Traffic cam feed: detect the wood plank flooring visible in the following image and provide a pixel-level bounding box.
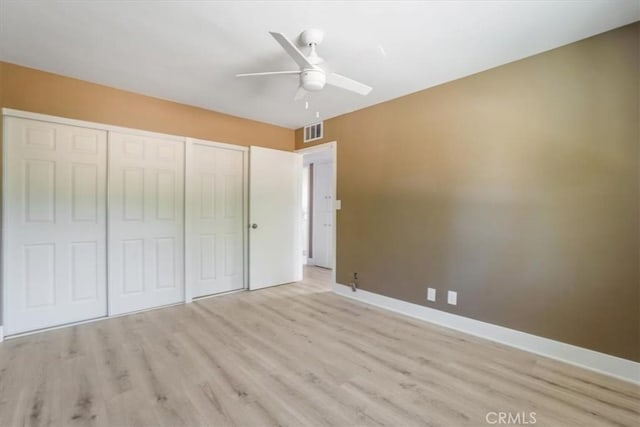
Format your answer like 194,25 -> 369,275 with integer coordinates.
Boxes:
0,266 -> 638,426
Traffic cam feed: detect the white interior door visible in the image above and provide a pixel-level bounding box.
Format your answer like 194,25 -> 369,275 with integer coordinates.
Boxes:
3,117 -> 107,334
108,132 -> 184,315
312,161 -> 333,268
188,141 -> 245,298
249,146 -> 302,290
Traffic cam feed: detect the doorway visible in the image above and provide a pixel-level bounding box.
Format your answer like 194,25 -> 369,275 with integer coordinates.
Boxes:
297,142 -> 337,281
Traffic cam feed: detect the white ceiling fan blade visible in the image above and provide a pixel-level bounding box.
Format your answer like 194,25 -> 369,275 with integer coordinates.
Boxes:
269,31 -> 314,69
236,70 -> 301,77
326,73 -> 372,95
294,86 -> 307,101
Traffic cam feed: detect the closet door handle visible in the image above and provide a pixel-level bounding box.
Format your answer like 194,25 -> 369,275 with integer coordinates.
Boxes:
251,223 -> 258,229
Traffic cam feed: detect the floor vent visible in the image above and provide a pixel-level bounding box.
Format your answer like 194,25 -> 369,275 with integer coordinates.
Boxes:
303,122 -> 323,143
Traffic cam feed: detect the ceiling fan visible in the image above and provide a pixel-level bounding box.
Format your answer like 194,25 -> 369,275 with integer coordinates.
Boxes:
236,29 -> 372,100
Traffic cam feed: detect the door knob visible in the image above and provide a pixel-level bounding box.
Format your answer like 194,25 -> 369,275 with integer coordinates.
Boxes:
251,223 -> 258,229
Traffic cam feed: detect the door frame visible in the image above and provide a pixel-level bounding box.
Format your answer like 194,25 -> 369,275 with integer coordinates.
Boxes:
306,159 -> 332,268
184,138 -> 249,303
295,141 -> 337,286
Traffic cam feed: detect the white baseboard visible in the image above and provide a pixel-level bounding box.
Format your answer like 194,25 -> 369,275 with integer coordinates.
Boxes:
333,283 -> 640,385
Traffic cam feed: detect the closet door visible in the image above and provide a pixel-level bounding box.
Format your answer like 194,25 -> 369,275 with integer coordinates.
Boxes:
108,132 -> 184,315
188,142 -> 244,298
4,117 -> 107,334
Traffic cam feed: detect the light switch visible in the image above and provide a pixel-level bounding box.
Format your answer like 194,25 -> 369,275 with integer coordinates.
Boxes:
334,200 -> 341,210
427,288 -> 436,302
447,291 -> 457,305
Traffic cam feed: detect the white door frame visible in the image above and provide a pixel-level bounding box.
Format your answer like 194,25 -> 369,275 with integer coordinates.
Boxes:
308,160 -> 333,268
184,138 -> 249,303
295,141 -> 337,286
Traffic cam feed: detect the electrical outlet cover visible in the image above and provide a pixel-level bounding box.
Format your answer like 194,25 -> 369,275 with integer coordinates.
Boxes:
447,291 -> 457,305
427,288 -> 436,302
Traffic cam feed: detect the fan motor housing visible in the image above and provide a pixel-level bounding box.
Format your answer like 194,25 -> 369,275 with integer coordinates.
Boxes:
301,69 -> 326,91
300,29 -> 324,47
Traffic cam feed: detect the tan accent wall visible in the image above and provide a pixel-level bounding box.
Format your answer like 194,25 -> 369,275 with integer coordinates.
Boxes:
296,23 -> 640,362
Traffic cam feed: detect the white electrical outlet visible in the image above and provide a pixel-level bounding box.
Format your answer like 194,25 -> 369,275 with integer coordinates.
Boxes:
447,290 -> 457,305
427,288 -> 436,302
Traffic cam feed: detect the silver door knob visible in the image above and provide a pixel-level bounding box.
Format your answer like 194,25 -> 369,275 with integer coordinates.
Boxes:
251,223 -> 258,229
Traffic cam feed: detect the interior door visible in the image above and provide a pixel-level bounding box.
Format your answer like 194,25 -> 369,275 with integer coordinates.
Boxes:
249,146 -> 302,290
188,142 -> 244,298
108,132 -> 185,315
4,117 -> 107,334
312,161 -> 333,268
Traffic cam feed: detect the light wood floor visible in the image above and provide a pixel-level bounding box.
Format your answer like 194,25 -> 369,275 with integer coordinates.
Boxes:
0,266 -> 638,426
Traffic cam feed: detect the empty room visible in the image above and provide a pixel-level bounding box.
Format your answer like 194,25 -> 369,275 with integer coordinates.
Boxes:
0,1 -> 638,426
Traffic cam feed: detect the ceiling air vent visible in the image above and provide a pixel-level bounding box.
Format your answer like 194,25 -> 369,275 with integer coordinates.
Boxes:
303,122 -> 323,143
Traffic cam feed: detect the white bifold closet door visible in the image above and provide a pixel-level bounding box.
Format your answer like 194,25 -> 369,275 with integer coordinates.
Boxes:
108,132 -> 185,315
188,142 -> 245,298
4,117 -> 108,335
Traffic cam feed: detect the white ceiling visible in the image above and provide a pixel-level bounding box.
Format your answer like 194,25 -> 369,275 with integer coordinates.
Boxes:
1,1 -> 638,129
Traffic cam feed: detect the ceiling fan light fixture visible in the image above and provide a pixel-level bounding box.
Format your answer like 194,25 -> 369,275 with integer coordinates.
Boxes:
300,69 -> 326,91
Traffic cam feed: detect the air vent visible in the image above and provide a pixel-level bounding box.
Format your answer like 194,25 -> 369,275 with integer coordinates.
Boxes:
303,122 -> 323,143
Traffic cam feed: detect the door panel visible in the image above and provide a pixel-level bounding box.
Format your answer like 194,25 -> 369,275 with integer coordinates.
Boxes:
249,146 -> 302,290
156,170 -> 176,219
71,163 -> 99,222
188,143 -> 244,298
4,117 -> 107,334
123,168 -> 145,220
70,241 -> 99,301
108,132 -> 184,315
122,239 -> 144,294
155,237 -> 176,288
24,243 -> 56,308
24,159 -> 57,223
